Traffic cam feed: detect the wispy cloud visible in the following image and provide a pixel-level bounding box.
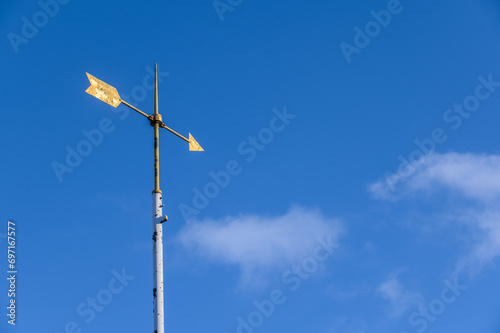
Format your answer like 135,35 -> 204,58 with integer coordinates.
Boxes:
456,209 -> 500,271
370,152 -> 500,203
378,272 -> 424,318
178,206 -> 342,285
369,152 -> 500,271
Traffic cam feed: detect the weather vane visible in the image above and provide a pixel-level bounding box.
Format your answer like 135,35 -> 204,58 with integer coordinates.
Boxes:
85,64 -> 203,333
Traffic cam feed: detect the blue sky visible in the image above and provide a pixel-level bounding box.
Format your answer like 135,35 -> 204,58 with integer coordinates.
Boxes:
1,0 -> 500,332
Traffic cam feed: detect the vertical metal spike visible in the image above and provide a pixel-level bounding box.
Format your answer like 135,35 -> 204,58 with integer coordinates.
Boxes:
154,63 -> 158,116
153,63 -> 161,194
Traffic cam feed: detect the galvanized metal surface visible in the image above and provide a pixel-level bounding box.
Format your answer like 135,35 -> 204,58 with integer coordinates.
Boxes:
153,191 -> 165,333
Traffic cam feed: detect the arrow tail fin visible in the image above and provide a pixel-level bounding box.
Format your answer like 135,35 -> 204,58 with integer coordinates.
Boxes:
85,73 -> 121,108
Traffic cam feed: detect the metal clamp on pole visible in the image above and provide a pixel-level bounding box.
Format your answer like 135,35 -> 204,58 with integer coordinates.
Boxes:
150,113 -> 163,127
155,215 -> 168,224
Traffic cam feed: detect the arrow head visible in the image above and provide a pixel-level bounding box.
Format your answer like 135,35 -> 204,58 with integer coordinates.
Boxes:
85,73 -> 121,108
189,133 -> 204,151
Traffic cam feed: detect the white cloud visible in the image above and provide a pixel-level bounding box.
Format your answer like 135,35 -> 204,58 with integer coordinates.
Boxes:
369,152 -> 500,270
370,152 -> 500,203
378,272 -> 424,318
178,206 -> 342,285
456,209 -> 500,271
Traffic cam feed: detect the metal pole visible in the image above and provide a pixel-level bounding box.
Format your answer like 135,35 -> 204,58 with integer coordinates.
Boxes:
84,63 -> 203,333
152,192 -> 165,333
152,63 -> 166,333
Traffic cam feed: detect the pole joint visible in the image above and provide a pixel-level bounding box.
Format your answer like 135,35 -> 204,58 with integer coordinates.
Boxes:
150,113 -> 163,127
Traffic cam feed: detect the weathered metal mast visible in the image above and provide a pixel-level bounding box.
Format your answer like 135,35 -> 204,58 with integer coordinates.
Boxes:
85,64 -> 203,333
